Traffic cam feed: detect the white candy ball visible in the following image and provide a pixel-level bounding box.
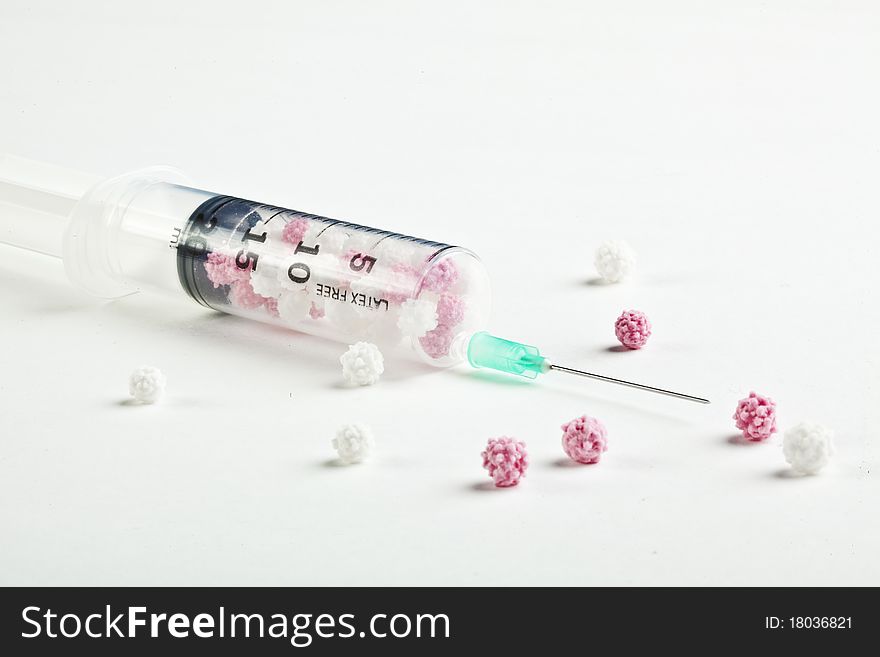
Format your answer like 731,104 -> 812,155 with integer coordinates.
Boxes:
128,366 -> 166,404
328,301 -> 373,336
340,341 -> 384,386
277,288 -> 312,322
250,265 -> 283,299
783,421 -> 835,474
332,423 -> 375,464
378,238 -> 426,267
594,239 -> 637,283
397,298 -> 439,338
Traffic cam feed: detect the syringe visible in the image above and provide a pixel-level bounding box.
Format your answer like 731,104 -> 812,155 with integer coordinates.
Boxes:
0,155 -> 708,403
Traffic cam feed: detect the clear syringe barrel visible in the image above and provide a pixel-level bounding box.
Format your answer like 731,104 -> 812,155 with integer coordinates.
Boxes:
173,193 -> 491,365
0,158 -> 491,366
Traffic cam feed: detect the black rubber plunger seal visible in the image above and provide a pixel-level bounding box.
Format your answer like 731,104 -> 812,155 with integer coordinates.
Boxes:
176,195 -> 234,308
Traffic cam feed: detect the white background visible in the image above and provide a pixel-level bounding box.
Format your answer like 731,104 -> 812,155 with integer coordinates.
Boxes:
1,1 -> 877,586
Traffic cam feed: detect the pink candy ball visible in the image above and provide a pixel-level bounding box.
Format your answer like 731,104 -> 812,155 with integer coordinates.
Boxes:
204,252 -> 250,288
614,309 -> 651,349
481,436 -> 529,487
418,294 -> 466,359
561,415 -> 608,464
229,280 -> 270,311
282,217 -> 310,246
733,391 -> 777,442
436,294 -> 465,328
420,259 -> 458,293
419,326 -> 454,359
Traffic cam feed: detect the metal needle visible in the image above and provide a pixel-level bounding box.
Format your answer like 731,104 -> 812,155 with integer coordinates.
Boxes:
548,363 -> 710,404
